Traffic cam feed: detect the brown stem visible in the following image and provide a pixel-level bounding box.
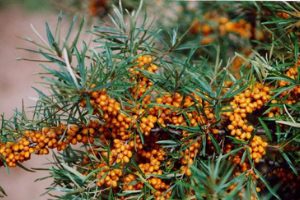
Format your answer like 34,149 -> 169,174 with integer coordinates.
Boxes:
150,126 -> 269,136
150,125 -> 182,135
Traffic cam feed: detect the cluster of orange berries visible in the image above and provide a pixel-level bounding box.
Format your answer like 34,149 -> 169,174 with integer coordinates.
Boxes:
0,137 -> 34,168
155,92 -> 216,127
279,65 -> 300,97
226,144 -> 251,172
75,56 -> 219,198
77,136 -> 143,189
277,11 -> 300,26
272,168 -> 300,189
180,138 -> 201,176
190,14 -> 258,45
81,87 -> 137,143
81,87 -> 121,118
110,139 -> 134,163
76,56 -> 163,193
0,121 -> 101,168
224,20 -> 252,38
80,149 -> 124,188
221,83 -> 273,194
129,55 -> 157,99
226,135 -> 267,166
79,148 -> 123,188
88,0 -> 108,15
277,11 -> 292,19
150,91 -> 218,176
122,148 -> 172,200
223,83 -> 271,140
267,64 -> 300,117
249,135 -> 268,163
96,164 -> 123,188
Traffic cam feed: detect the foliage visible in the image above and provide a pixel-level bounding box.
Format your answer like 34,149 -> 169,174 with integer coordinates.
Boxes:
1,1 -> 300,200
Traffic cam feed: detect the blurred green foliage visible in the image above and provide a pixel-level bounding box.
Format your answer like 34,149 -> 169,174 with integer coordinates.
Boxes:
0,0 -> 53,12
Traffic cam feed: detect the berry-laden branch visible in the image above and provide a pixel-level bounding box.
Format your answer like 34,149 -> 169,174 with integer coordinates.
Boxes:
2,2 -> 300,199
0,55 -> 279,197
2,51 -> 300,199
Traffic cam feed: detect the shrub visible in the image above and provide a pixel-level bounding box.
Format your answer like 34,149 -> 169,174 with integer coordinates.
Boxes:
1,1 -> 300,199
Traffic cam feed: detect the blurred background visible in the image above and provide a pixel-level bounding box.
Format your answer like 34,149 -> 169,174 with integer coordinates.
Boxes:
0,1 -> 63,199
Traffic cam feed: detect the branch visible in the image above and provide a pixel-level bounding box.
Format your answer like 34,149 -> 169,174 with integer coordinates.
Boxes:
259,158 -> 300,171
150,126 -> 269,136
218,129 -> 269,135
150,125 -> 182,135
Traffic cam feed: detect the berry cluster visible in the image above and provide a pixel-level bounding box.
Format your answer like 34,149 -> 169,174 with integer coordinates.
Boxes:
279,65 -> 300,97
0,121 -> 99,168
273,168 -> 300,188
121,148 -> 172,200
277,11 -> 300,27
267,64 -> 300,117
223,83 -> 271,140
224,20 -> 252,38
190,13 -> 264,46
88,0 -> 109,16
249,135 -> 268,163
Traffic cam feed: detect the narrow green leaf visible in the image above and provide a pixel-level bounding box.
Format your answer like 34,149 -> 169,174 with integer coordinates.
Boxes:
66,14 -> 78,43
278,148 -> 298,175
61,163 -> 86,180
45,22 -> 55,50
258,117 -> 272,142
253,168 -> 280,199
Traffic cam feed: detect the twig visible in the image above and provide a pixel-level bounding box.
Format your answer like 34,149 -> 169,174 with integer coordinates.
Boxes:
150,126 -> 270,136
260,158 -> 300,171
201,155 -> 300,171
150,126 -> 182,135
218,129 -> 269,135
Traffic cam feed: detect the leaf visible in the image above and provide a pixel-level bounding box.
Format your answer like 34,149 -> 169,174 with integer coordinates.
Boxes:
253,168 -> 280,199
278,148 -> 298,175
16,162 -> 36,173
258,117 -> 272,142
223,146 -> 244,159
221,80 -> 249,100
291,32 -> 299,64
240,149 -> 247,165
63,48 -> 80,89
70,16 -> 85,51
246,176 -> 252,200
276,120 -> 300,128
0,185 -> 7,197
45,22 -> 55,50
207,133 -> 221,154
66,14 -> 78,43
136,174 -> 156,192
156,140 -> 178,145
61,163 -> 86,180
54,11 -> 63,45
130,159 -> 145,178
